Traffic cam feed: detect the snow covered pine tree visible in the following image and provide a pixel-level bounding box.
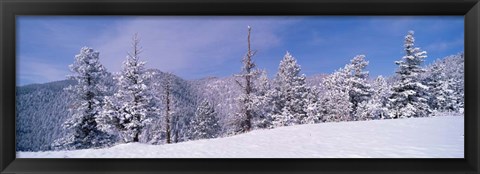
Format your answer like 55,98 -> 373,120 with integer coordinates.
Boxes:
319,55 -> 373,122
52,47 -> 113,150
97,34 -> 157,143
190,99 -> 221,140
424,53 -> 464,112
424,63 -> 457,112
319,65 -> 352,122
347,55 -> 374,120
370,76 -> 391,119
268,52 -> 311,126
389,30 -> 431,118
251,70 -> 273,129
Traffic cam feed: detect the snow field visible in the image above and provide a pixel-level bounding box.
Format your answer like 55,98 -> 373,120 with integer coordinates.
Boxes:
18,115 -> 463,158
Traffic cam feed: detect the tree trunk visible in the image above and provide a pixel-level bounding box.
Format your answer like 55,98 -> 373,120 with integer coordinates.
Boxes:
174,130 -> 179,143
165,77 -> 172,144
244,27 -> 253,132
133,132 -> 139,142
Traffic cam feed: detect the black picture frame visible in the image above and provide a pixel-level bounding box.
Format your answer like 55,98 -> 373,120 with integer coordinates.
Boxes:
1,0 -> 479,173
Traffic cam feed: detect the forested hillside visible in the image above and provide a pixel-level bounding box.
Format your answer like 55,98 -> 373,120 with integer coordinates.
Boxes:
16,30 -> 464,152
16,70 -> 330,151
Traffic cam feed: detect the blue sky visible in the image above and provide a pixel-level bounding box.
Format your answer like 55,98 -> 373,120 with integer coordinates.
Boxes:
17,16 -> 464,86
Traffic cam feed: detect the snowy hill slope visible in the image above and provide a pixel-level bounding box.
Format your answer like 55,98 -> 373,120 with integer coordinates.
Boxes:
16,70 -> 202,151
18,115 -> 463,158
16,80 -> 75,151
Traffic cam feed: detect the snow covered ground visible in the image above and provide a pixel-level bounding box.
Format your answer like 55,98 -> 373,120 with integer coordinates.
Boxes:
17,115 -> 463,158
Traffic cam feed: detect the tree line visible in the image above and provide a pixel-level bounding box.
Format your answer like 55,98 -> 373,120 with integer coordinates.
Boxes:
51,28 -> 464,150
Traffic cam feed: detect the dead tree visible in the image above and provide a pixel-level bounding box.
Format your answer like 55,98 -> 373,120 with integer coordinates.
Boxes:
235,26 -> 259,132
162,73 -> 173,144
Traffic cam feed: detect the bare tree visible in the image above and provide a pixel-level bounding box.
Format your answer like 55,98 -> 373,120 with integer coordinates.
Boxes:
235,26 -> 260,132
162,73 -> 173,144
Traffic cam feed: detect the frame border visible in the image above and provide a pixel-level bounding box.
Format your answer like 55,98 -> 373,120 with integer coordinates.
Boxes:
1,0 -> 479,173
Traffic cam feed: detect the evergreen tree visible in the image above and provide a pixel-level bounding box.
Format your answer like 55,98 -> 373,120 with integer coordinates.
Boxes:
52,47 -> 113,150
425,63 -> 457,112
304,86 -> 321,124
421,53 -> 464,113
252,70 -> 273,129
318,55 -> 372,122
97,34 -> 157,143
371,76 -> 391,119
355,101 -> 373,121
447,53 -> 465,112
268,52 -> 310,126
347,55 -> 373,120
389,30 -> 431,118
190,99 -> 221,140
356,76 -> 392,121
319,65 -> 352,122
